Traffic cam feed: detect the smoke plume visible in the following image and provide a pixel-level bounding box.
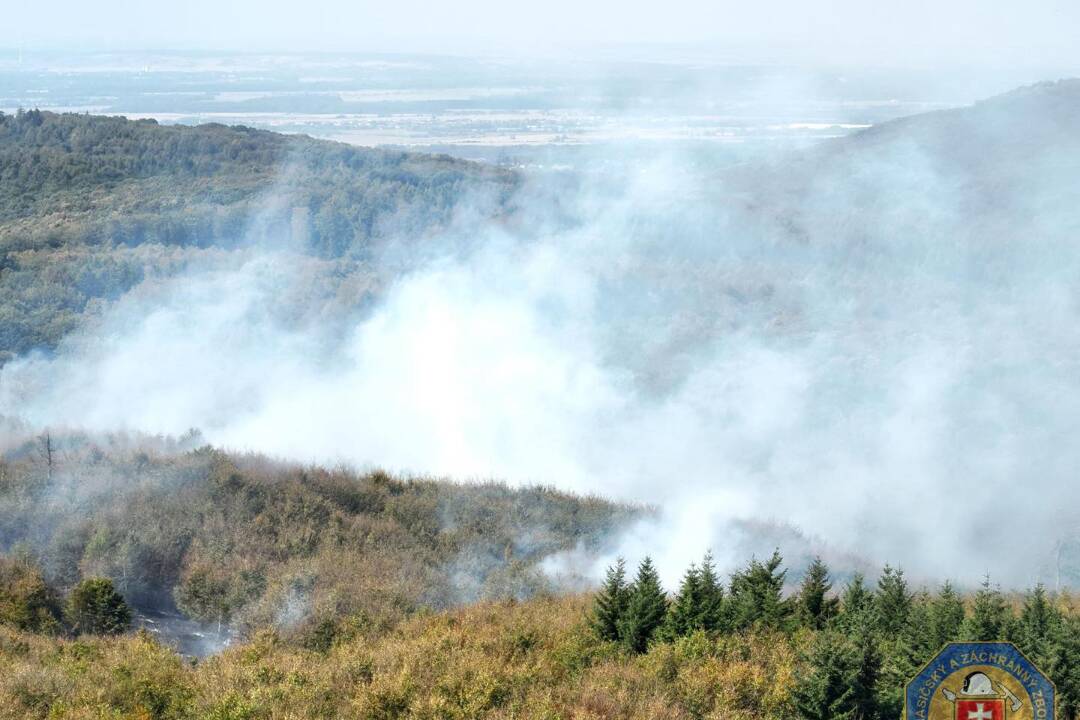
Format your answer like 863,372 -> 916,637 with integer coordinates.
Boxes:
4,82 -> 1080,589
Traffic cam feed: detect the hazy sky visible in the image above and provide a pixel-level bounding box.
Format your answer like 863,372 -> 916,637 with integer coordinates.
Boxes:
7,0 -> 1080,68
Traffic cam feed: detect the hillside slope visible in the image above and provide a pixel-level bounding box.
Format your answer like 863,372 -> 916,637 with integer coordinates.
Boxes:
0,110 -> 514,255
0,429 -> 640,647
733,78 -> 1080,249
0,111 -> 516,362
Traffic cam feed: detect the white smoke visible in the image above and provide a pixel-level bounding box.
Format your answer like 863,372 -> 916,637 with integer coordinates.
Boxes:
4,89 -> 1080,589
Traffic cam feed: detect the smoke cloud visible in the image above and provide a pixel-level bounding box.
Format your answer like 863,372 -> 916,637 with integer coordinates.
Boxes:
4,84 -> 1080,590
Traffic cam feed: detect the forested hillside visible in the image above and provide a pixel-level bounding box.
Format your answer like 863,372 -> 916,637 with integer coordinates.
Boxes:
0,110 -> 513,255
4,81 -> 1078,367
0,429 -> 636,646
0,110 -> 515,362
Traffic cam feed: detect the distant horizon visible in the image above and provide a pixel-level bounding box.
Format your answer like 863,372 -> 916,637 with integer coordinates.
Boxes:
1,45 -> 1079,75
5,0 -> 1080,70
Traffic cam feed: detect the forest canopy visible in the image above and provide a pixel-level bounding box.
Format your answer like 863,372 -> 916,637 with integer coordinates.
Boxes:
0,110 -> 517,362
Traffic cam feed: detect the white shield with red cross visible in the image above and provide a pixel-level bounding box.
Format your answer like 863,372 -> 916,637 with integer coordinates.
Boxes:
956,698 -> 1006,720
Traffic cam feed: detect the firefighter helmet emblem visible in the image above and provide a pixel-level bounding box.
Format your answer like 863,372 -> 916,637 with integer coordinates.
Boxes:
939,670 -> 1020,720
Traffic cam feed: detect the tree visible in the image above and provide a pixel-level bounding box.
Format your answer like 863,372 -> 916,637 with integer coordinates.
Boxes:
798,556 -> 839,631
697,551 -> 727,633
662,562 -> 703,640
875,564 -> 912,639
963,574 -> 1010,641
37,431 -> 55,482
793,630 -> 860,720
840,572 -> 872,624
174,564 -> 231,626
67,578 -> 131,636
850,609 -> 882,720
729,550 -> 790,631
661,551 -> 727,639
591,557 -> 630,642
1047,614 -> 1080,720
617,557 -> 668,653
878,594 -> 934,720
835,572 -> 880,719
0,555 -> 64,634
1012,584 -> 1060,668
928,581 -> 966,649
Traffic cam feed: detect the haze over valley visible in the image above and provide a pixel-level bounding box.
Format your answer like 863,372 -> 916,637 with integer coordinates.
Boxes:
2,10 -> 1080,714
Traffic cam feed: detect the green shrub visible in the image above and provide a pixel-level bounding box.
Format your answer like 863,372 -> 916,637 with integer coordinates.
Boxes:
66,577 -> 131,636
0,556 -> 64,635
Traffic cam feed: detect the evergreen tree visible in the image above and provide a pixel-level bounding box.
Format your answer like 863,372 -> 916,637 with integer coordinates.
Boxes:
963,574 -> 1010,641
798,556 -> 839,631
1047,614 -> 1080,720
839,572 -> 873,626
875,564 -> 912,638
1012,584 -> 1060,667
928,581 -> 966,649
591,557 -> 630,642
793,630 -> 859,720
850,609 -> 883,720
697,551 -> 727,633
729,550 -> 790,631
833,572 -> 881,719
617,557 -> 668,653
662,551 -> 727,640
877,594 -> 934,720
906,592 -> 935,657
66,577 -> 131,636
662,562 -> 703,640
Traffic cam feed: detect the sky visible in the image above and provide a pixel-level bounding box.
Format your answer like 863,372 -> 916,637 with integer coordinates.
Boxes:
5,0 -> 1080,69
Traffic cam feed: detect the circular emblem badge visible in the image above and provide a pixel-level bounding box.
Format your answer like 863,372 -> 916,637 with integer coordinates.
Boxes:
905,643 -> 1055,720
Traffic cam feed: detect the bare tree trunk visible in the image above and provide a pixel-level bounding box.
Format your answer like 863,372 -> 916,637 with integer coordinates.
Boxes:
39,431 -> 54,483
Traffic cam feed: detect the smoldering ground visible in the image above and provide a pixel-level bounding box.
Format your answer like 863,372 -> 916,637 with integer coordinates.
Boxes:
4,80 -> 1080,590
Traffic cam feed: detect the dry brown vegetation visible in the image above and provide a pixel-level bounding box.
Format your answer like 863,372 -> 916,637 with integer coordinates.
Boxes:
6,435 -> 1080,720
0,431 -> 641,643
0,595 -> 800,720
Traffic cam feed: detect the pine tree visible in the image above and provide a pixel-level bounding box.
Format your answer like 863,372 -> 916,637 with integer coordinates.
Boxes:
839,572 -> 873,626
617,557 -> 668,653
906,592 -> 935,657
793,630 -> 859,720
662,562 -> 703,640
697,551 -> 727,633
850,608 -> 882,720
591,557 -> 630,642
963,574 -> 1010,641
662,551 -> 727,640
1047,614 -> 1080,720
1012,584 -> 1060,667
875,564 -> 912,639
730,550 -> 790,631
877,594 -> 934,720
835,572 -> 881,719
928,580 -> 966,649
798,556 -> 839,631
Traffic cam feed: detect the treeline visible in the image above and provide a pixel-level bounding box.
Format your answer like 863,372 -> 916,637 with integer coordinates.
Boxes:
0,109 -> 515,257
0,110 -> 517,362
592,552 -> 1080,719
